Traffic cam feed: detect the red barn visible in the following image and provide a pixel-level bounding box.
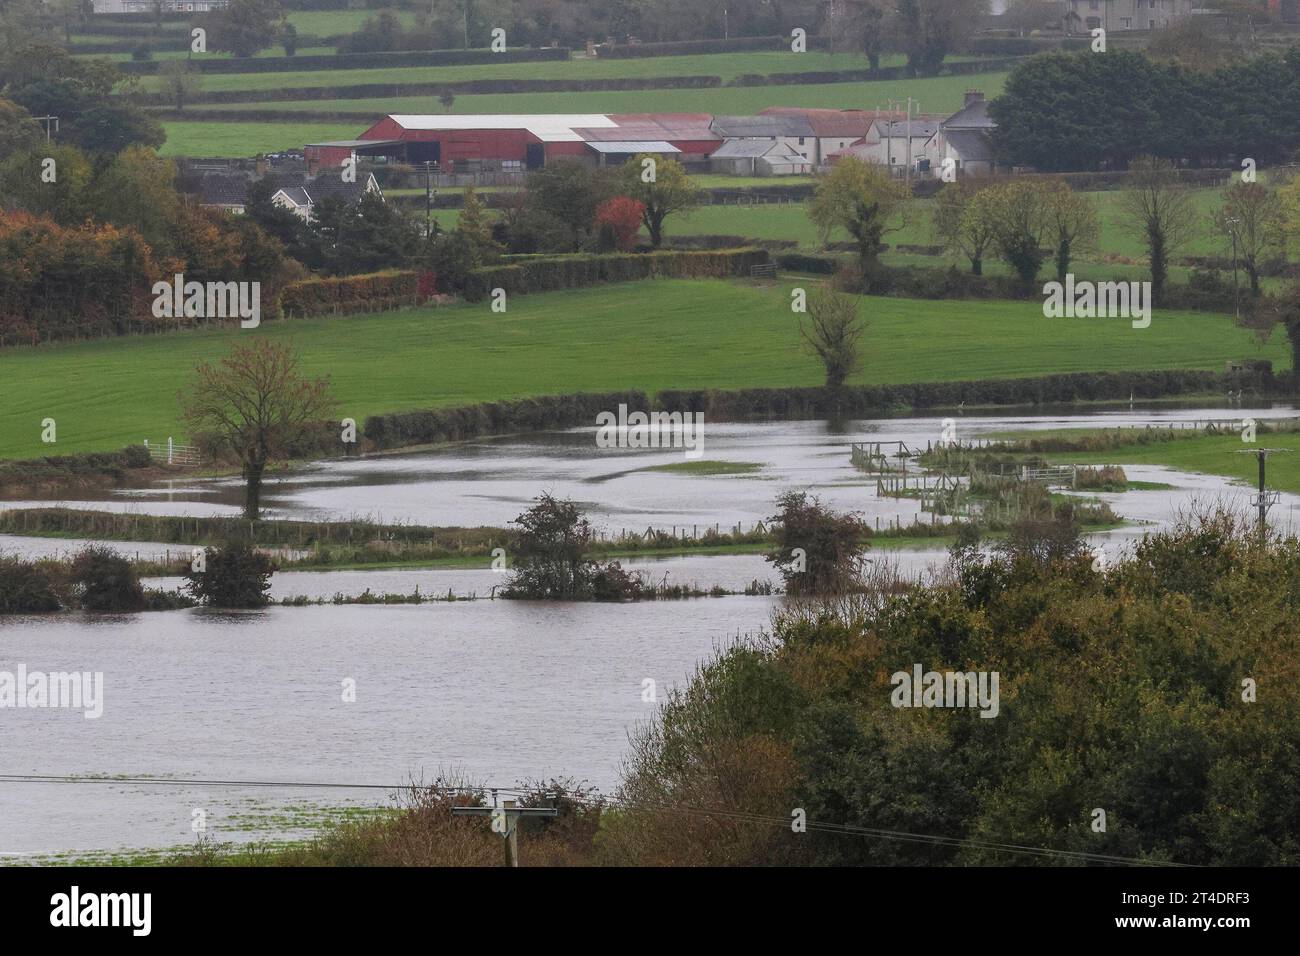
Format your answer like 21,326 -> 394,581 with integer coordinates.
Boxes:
318,113 -> 725,172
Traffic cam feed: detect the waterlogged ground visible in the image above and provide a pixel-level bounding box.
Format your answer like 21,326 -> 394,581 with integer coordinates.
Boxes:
4,405 -> 1297,534
0,598 -> 773,857
4,404 -> 1300,860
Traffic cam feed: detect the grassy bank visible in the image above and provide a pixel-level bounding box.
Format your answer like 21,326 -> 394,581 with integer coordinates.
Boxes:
0,279 -> 1284,458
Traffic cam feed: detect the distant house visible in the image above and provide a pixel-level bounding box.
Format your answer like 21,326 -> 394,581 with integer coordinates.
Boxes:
831,118 -> 941,174
271,175 -> 382,222
710,139 -> 813,176
756,108 -> 876,165
922,91 -> 998,179
710,114 -> 817,167
198,175 -> 251,215
1063,0 -> 1194,32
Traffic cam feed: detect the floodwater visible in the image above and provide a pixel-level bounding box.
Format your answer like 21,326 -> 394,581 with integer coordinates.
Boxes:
0,598 -> 774,857
4,404 -> 1297,535
3,404 -> 1300,858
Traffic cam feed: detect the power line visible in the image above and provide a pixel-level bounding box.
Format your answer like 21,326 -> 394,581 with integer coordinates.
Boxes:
0,774 -> 1194,866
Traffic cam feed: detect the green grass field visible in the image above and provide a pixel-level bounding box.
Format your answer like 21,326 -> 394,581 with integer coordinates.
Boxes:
1048,434 -> 1300,496
671,186 -> 1232,257
136,51 -> 994,93
0,279 -> 1284,459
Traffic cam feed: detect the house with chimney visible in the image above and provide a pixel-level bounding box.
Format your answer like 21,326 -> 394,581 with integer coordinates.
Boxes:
921,91 -> 999,179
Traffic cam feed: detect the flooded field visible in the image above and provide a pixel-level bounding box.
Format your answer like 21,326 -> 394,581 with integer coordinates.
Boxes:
3,404 -> 1299,858
0,598 -> 774,857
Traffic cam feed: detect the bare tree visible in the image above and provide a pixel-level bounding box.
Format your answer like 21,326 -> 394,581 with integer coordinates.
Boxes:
1122,155 -> 1199,306
932,179 -> 995,275
801,286 -> 865,391
1042,179 -> 1100,283
180,339 -> 335,520
1217,181 -> 1285,298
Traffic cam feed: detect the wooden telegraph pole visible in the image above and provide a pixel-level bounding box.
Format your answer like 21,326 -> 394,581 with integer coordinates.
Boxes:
1235,447 -> 1289,541
452,792 -> 558,867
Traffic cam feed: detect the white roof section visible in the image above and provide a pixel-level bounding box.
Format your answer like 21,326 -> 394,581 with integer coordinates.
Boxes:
587,140 -> 679,154
385,114 -> 617,142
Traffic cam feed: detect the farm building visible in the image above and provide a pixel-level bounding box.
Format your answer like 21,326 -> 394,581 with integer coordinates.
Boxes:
710,140 -> 813,176
756,108 -> 879,165
710,114 -> 817,166
829,118 -> 942,174
310,114 -> 723,173
921,91 -> 999,178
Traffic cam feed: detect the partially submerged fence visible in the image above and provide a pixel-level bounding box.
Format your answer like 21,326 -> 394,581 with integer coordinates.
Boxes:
143,438 -> 201,467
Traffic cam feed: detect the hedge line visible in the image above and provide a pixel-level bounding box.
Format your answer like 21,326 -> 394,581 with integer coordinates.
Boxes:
597,35 -> 792,57
0,445 -> 156,492
462,248 -> 771,300
119,45 -> 571,74
364,391 -> 652,449
970,36 -> 1091,55
736,56 -> 1024,86
280,270 -> 427,317
361,370 -> 1285,452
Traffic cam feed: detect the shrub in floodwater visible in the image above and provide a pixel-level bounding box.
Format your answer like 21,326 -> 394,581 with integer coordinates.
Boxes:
766,491 -> 868,596
0,556 -> 62,613
70,546 -> 147,612
185,541 -> 276,608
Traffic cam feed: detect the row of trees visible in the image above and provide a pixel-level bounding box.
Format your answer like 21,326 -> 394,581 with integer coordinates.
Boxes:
489,156 -> 700,254
0,44 -> 162,156
991,48 -> 1300,171
812,155 -> 1298,307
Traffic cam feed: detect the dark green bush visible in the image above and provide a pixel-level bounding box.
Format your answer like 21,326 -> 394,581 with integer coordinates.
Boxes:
70,546 -> 146,612
0,557 -> 62,613
185,541 -> 276,608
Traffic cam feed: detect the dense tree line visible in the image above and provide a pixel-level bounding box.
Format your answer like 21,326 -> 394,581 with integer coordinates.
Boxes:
605,510 -> 1300,865
990,48 -> 1300,171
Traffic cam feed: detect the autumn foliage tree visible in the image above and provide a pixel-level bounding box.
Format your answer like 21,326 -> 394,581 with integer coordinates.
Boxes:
180,340 -> 335,520
593,195 -> 645,251
617,154 -> 701,248
809,157 -> 911,272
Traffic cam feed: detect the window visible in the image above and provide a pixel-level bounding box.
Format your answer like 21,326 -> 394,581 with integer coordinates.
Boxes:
1149,18 -> 1155,27
1121,17 -> 1131,26
1087,15 -> 1101,27
798,137 -> 805,145
1089,0 -> 1098,8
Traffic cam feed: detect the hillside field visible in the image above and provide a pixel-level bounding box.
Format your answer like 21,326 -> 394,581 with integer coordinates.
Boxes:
0,279 -> 1284,459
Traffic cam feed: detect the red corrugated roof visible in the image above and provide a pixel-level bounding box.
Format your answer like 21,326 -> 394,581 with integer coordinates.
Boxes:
758,107 -> 889,138
577,112 -> 717,142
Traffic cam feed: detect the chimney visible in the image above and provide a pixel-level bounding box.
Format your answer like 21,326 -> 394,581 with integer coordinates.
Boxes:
964,90 -> 985,108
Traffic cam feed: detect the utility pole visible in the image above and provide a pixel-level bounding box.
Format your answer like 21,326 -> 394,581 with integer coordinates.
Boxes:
36,116 -> 58,141
1236,448 -> 1288,542
1225,216 -> 1241,322
451,792 -> 557,867
905,97 -> 915,185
